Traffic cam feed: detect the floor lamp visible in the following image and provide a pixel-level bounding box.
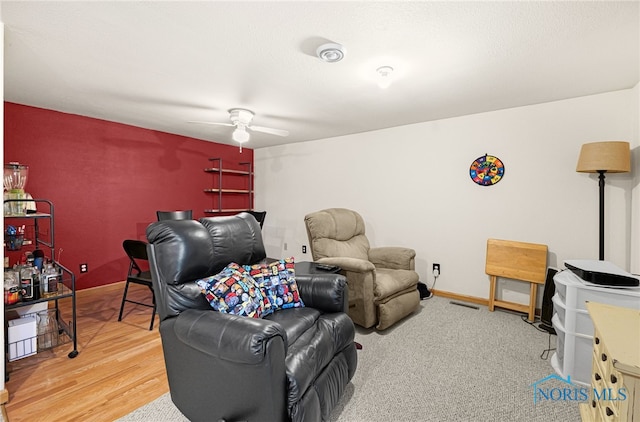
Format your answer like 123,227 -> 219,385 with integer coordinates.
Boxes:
576,141 -> 631,260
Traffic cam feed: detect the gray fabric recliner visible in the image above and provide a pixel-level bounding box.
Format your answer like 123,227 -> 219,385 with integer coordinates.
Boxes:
146,213 -> 357,422
304,208 -> 420,330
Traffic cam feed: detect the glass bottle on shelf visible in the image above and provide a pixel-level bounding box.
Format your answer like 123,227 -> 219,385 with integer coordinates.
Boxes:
19,264 -> 36,301
41,263 -> 59,298
4,268 -> 20,305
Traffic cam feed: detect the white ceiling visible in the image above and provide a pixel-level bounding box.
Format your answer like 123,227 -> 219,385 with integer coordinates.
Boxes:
2,1 -> 639,149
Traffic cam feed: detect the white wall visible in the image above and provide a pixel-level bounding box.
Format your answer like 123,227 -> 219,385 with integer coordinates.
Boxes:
255,88 -> 639,305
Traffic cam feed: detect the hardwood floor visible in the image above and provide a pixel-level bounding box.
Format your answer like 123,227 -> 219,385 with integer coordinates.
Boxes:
4,282 -> 168,422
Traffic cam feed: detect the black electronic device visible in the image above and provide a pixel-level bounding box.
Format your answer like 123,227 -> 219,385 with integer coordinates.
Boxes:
564,260 -> 639,287
417,282 -> 431,300
315,263 -> 339,272
539,267 -> 558,334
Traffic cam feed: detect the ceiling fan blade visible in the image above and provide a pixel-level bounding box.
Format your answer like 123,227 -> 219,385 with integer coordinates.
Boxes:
249,125 -> 290,137
188,121 -> 235,127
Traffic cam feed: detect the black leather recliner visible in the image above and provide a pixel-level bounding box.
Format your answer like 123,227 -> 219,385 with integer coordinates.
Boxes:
145,213 -> 358,422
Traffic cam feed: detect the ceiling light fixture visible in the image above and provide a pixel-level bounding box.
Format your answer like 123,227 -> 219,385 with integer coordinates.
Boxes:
376,66 -> 394,89
232,127 -> 250,152
232,127 -> 250,153
316,43 -> 346,63
232,127 -> 250,143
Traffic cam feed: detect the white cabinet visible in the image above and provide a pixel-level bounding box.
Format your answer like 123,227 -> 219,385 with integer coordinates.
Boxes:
551,270 -> 640,385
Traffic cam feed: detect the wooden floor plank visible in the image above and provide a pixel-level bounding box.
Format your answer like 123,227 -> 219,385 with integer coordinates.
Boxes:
5,281 -> 169,422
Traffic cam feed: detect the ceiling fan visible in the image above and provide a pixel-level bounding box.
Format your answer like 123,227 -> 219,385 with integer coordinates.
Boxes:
190,108 -> 289,147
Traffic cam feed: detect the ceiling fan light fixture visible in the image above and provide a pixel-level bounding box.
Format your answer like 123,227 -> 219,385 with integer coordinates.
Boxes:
232,127 -> 250,143
316,43 -> 346,63
229,108 -> 254,125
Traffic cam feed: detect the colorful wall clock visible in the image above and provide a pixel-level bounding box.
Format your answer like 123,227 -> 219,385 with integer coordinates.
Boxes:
469,154 -> 505,186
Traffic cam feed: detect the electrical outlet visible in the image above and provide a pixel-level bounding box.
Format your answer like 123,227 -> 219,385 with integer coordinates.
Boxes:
433,263 -> 440,275
80,263 -> 88,273
302,245 -> 307,254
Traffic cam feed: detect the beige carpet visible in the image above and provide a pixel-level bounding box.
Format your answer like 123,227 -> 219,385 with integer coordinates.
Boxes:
118,296 -> 581,421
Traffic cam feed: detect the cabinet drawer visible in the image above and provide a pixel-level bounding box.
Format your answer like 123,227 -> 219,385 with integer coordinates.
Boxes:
580,401 -> 599,422
585,302 -> 640,422
596,402 -> 618,422
591,330 -> 631,420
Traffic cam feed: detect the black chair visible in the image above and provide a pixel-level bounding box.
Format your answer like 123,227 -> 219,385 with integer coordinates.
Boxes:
146,214 -> 357,421
156,210 -> 193,221
244,210 -> 266,228
118,239 -> 156,330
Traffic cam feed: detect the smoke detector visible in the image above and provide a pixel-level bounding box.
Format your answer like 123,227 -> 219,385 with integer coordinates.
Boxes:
316,43 -> 346,63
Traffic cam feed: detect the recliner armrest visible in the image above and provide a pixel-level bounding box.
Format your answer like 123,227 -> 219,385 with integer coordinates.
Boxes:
369,247 -> 416,270
173,309 -> 287,364
296,273 -> 349,313
316,257 -> 375,273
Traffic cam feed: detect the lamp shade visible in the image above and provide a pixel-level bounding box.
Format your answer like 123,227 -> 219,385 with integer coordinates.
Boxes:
576,141 -> 631,173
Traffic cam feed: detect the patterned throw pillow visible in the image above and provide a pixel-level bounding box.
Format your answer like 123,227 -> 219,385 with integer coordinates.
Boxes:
196,263 -> 267,318
244,257 -> 304,312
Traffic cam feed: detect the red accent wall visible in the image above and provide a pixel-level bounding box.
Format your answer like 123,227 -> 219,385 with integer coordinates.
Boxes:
4,102 -> 254,289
